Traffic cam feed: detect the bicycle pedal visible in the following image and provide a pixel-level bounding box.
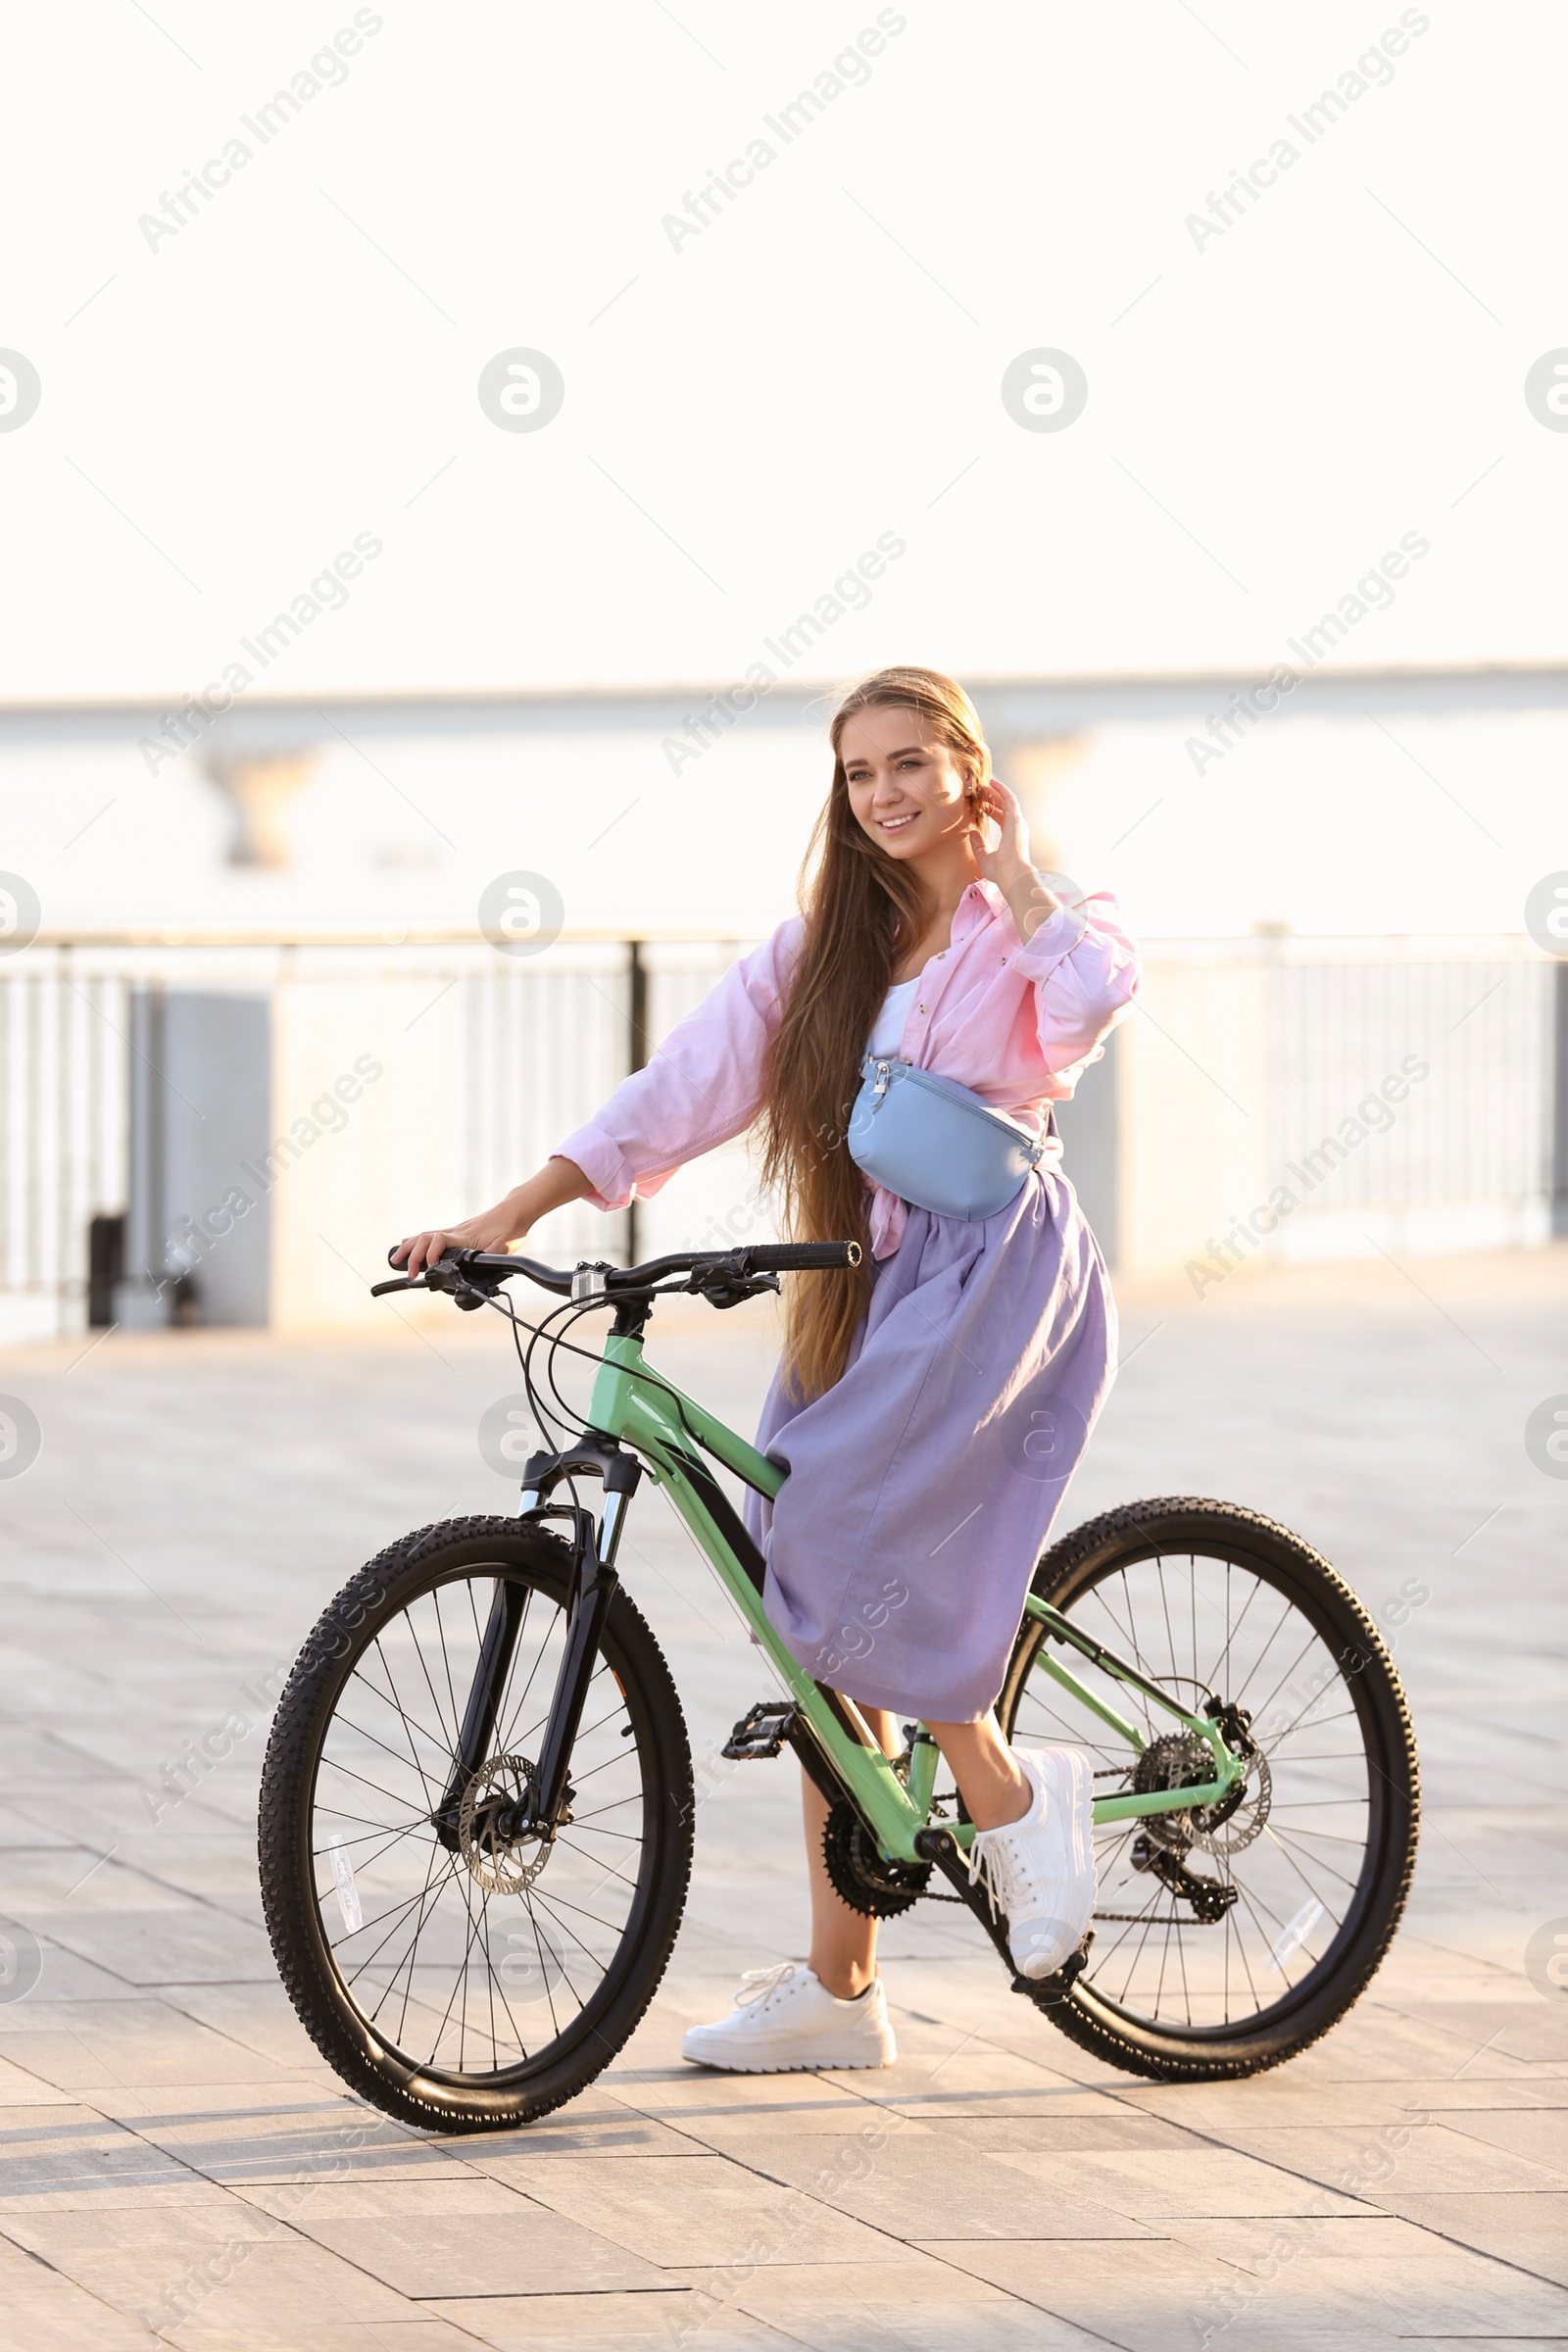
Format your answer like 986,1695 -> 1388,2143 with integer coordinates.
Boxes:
1011,1930 -> 1095,2009
721,1700 -> 799,1760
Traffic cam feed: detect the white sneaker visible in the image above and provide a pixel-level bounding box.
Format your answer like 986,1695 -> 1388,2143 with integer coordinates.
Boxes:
680,1964 -> 896,2072
966,1745 -> 1096,1981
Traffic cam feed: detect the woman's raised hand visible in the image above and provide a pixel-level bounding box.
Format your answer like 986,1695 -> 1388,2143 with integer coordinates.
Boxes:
969,777 -> 1032,888
970,779 -> 1069,948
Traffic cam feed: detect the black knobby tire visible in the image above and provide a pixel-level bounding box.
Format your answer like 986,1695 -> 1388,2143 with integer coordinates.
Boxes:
997,1496 -> 1418,2082
259,1517 -> 693,2132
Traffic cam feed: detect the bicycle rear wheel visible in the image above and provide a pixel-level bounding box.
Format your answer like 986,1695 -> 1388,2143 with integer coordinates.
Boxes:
998,1496 -> 1418,2080
259,1516 -> 693,2131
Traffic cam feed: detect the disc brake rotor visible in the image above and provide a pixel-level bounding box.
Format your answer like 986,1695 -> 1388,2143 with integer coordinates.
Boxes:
458,1753 -> 550,1892
1192,1745 -> 1271,1856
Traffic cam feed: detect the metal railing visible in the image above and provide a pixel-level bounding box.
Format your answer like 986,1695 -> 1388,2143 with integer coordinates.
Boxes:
0,933 -> 753,1341
0,931 -> 1559,1341
1267,952 -> 1558,1254
1,961 -> 130,1331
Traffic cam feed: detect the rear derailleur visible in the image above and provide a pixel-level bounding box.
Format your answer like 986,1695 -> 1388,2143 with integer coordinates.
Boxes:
1130,1833 -> 1237,1924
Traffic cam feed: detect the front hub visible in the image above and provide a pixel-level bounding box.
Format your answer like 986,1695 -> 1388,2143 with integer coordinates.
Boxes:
454,1753 -> 558,1892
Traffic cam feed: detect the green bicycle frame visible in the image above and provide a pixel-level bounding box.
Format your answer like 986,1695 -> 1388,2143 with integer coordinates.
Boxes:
586,1331 -> 1244,1868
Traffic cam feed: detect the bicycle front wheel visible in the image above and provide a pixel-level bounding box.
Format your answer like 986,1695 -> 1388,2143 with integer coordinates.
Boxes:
259,1516 -> 693,2132
999,1496 -> 1418,2081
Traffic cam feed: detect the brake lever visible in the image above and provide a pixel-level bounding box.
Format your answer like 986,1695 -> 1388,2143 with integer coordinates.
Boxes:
371,1250 -> 508,1305
689,1269 -> 781,1311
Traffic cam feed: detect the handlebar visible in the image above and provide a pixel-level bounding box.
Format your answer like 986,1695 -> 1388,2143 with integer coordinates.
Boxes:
371,1250 -> 568,1299
620,1241 -> 861,1281
370,1238 -> 860,1302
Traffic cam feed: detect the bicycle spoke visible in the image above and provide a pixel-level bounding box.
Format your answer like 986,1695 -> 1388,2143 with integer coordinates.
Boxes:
519,1893 -> 568,2042
482,1897 -> 535,2065
363,1639 -> 453,1763
315,1817 -> 435,1877
311,1805 -> 431,1842
1113,1902 -> 1162,2007
1190,1554 -> 1199,1701
1091,1887 -> 1165,1973
1260,1688 -> 1359,1753
1155,1557 -> 1179,1693
1206,1565 -> 1263,1702
429,1864 -> 491,2070
1247,1626 -> 1329,1731
404,1610 -> 460,1754
519,1889 -> 596,2014
1092,1575 -> 1160,1740
1226,1592 -> 1298,1712
382,1839 -> 445,2044
316,1751 -> 440,1815
1263,1821 -> 1359,1897
566,1746 -> 647,1790
505,1660 -> 617,1775
340,1865 -> 460,1990
493,1590 -> 555,1757
330,1707 -> 451,1790
1175,1902 -> 1192,2029
1225,1880 -> 1262,2018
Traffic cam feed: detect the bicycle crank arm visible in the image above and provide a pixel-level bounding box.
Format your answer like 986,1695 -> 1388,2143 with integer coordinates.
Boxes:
914,1824 -> 1094,2010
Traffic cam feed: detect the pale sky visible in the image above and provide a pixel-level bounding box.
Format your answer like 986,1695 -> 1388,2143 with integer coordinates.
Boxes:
5,1 -> 1565,707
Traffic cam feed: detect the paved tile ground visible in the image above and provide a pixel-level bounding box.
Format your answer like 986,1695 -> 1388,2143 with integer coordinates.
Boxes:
0,1244 -> 1564,2349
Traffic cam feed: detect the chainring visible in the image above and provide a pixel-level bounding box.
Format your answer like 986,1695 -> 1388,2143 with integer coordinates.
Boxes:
1133,1729 -> 1271,1857
457,1753 -> 550,1893
822,1800 -> 932,1919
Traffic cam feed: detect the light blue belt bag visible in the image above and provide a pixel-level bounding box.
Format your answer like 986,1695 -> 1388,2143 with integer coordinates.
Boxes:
847,1054 -> 1050,1222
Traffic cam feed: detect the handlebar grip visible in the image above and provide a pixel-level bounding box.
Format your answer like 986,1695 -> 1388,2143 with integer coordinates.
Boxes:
744,1241 -> 862,1272
376,1245 -> 573,1298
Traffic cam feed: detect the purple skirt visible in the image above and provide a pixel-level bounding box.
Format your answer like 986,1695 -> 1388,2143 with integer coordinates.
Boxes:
745,1170 -> 1116,1723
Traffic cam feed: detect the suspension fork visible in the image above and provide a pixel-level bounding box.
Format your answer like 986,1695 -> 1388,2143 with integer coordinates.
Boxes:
431,1567 -> 540,1848
432,1454 -> 643,1844
523,1454 -> 641,1830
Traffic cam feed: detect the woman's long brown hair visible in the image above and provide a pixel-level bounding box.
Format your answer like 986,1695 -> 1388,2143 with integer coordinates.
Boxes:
758,666 -> 992,1401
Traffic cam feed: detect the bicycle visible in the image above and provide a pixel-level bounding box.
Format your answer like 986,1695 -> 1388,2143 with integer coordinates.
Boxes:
258,1239 -> 1419,2131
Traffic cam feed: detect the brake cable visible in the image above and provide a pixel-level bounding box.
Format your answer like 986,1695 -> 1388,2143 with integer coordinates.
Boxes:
478,1281 -> 744,1461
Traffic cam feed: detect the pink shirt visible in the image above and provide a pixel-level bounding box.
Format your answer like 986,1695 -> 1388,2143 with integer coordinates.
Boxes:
556,879 -> 1141,1258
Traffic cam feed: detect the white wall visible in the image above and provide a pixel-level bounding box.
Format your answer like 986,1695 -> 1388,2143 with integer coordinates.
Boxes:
7,686 -> 1565,950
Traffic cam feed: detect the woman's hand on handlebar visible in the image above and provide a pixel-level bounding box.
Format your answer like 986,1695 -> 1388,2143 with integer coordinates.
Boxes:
392,1204 -> 526,1280
392,1156 -> 594,1280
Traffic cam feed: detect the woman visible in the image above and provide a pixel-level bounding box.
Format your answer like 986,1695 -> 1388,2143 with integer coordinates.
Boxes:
394,666 -> 1140,2074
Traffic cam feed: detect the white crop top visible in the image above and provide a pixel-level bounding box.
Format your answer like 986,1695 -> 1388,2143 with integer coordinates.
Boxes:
866,976 -> 919,1059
